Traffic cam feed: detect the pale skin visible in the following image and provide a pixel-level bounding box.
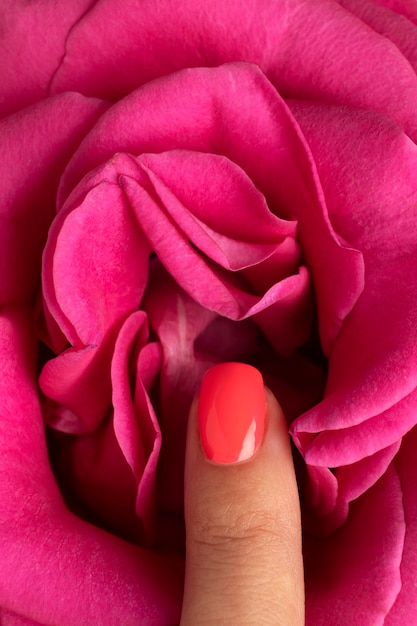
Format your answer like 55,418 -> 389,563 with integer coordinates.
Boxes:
180,388 -> 305,625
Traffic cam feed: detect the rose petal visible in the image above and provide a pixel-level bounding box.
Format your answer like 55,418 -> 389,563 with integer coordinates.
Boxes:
49,415 -> 145,546
57,63 -> 327,218
111,311 -> 162,542
384,427 -> 417,620
340,0 -> 417,73
0,307 -> 182,625
48,312 -> 162,546
335,441 -> 401,506
144,266 -> 218,515
302,388 -> 417,467
0,609 -> 43,626
0,92 -> 106,306
291,102 -> 417,469
0,1 -> 95,116
49,0 -> 417,136
58,144 -> 313,351
39,325 -> 119,434
43,180 -> 151,347
304,466 -> 339,520
139,150 -> 296,260
58,64 -> 362,352
120,160 -> 312,340
304,464 -> 404,625
302,442 -> 402,535
372,0 -> 417,25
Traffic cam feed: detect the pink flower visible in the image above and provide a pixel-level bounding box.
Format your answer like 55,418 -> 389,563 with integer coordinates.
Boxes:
1,1 -> 417,623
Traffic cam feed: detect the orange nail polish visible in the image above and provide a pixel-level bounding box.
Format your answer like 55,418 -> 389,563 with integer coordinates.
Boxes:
198,362 -> 266,464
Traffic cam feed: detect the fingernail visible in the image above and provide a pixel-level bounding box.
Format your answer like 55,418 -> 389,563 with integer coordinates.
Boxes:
198,362 -> 266,464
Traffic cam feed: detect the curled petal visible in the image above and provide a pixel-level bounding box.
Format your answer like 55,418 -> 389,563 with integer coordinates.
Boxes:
304,465 -> 404,625
302,442 -> 401,534
291,102 -> 417,501
111,311 -> 163,542
144,267 -> 218,515
0,307 -> 182,625
40,343 -> 113,434
301,388 -> 417,467
57,63 -> 364,354
43,181 -> 151,347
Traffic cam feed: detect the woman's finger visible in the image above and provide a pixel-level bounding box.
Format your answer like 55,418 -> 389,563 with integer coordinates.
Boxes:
181,362 -> 304,625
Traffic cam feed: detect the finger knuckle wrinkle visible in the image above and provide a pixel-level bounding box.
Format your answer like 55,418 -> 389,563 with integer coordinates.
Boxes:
194,509 -> 280,550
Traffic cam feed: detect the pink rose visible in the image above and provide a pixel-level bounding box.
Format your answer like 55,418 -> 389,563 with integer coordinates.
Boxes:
2,1 -> 417,624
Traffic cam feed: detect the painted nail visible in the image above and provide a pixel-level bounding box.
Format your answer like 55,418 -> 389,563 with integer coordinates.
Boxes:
198,362 -> 266,464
